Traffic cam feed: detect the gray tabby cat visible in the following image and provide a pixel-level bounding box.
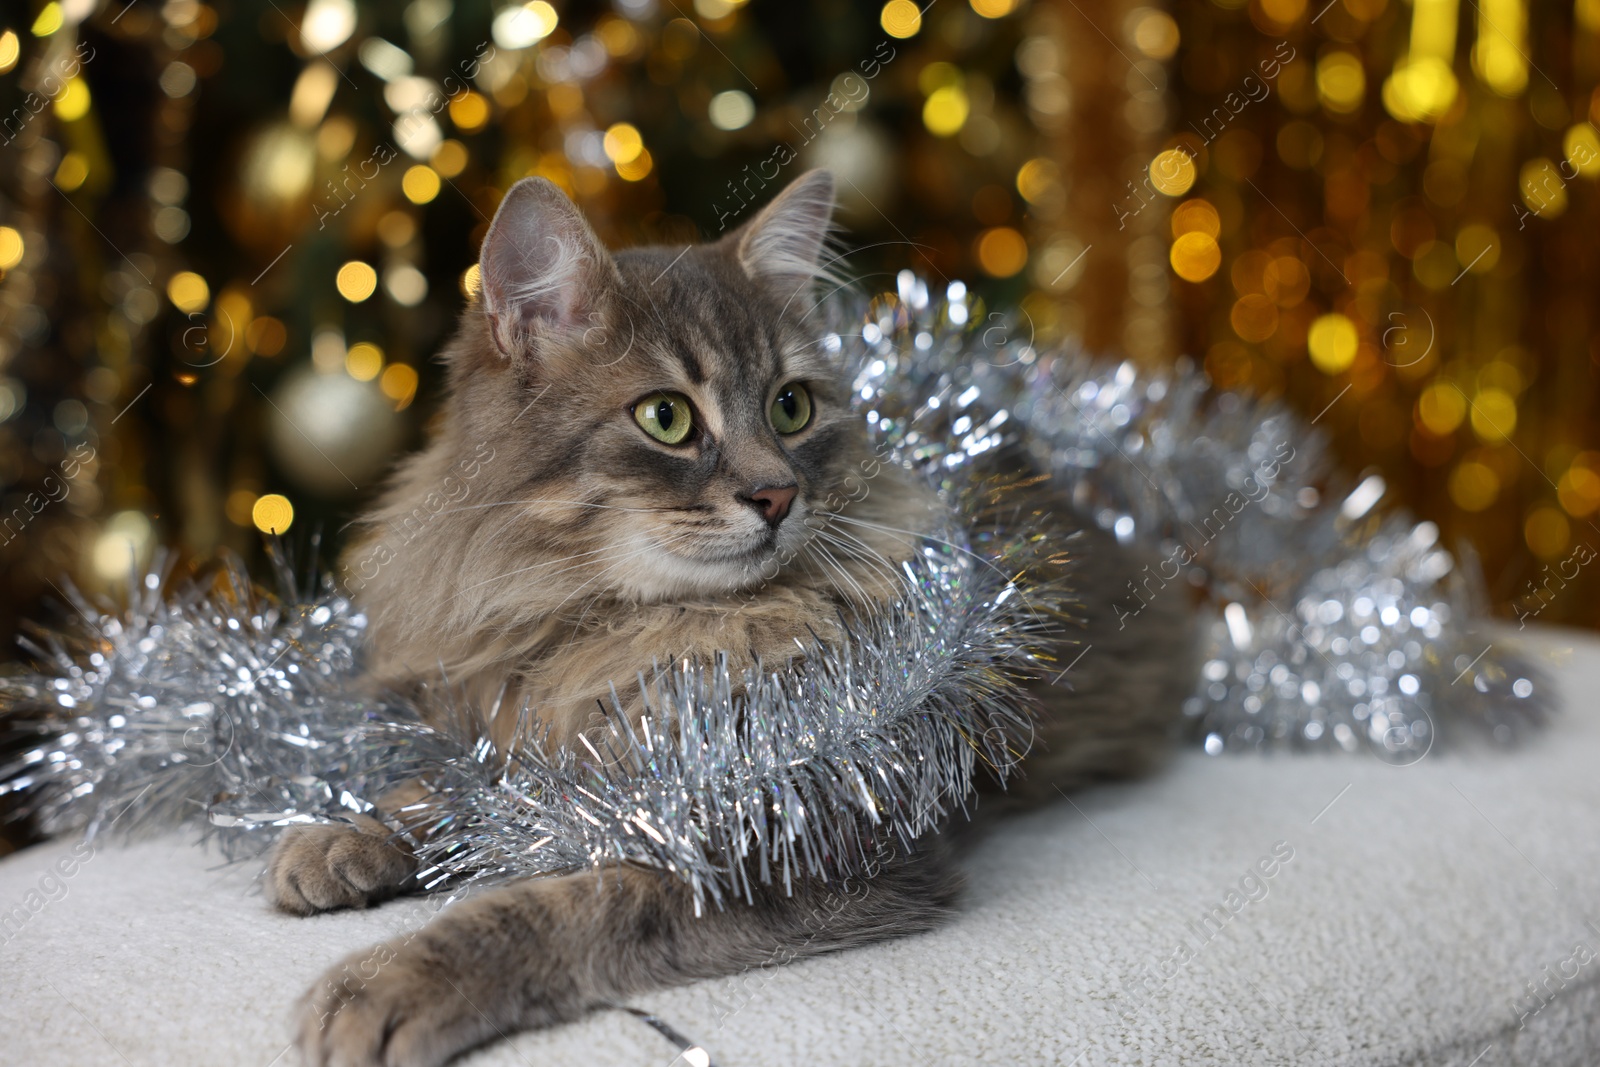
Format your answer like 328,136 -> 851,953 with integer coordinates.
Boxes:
268,169 -> 1195,1067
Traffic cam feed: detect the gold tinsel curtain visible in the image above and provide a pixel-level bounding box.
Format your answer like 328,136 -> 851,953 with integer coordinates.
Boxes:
0,0 -> 1599,664
1030,0 -> 1600,628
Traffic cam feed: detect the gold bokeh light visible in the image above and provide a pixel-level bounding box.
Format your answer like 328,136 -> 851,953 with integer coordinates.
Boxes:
880,0 -> 921,38
336,261 -> 378,302
252,494 -> 295,535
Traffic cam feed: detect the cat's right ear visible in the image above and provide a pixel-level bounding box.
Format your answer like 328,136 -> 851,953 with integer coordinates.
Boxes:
478,178 -> 615,358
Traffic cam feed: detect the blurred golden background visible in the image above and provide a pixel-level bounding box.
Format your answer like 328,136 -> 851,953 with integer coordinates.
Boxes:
1,0 -> 1598,667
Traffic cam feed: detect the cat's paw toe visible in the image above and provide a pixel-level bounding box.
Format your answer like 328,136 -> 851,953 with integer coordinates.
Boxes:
296,944 -> 497,1067
266,820 -> 416,916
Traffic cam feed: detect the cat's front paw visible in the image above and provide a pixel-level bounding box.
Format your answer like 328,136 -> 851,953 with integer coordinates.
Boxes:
266,816 -> 417,916
296,935 -> 519,1067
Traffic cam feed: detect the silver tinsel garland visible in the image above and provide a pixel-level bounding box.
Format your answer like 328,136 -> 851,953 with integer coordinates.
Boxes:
0,273 -> 1547,900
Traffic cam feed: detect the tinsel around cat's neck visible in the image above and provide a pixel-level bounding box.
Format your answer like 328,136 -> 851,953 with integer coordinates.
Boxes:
0,273 -> 1547,902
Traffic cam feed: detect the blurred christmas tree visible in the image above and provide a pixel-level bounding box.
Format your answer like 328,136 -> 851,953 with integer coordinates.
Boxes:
0,0 -> 1598,668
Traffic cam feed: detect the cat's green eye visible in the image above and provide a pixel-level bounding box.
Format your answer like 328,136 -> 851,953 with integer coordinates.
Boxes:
633,392 -> 695,445
770,383 -> 812,435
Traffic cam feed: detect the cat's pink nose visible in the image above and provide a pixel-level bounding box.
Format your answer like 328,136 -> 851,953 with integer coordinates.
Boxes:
743,484 -> 797,527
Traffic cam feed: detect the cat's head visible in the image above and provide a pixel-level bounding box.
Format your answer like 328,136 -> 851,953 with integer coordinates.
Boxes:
443,169 -> 867,603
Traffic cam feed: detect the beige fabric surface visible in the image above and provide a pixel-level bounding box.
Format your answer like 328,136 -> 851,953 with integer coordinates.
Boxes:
2,625 -> 1596,1066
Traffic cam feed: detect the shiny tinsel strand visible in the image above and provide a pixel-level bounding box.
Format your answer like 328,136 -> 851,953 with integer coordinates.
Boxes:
849,271 -> 1546,761
380,520 -> 1057,906
0,274 -> 1549,900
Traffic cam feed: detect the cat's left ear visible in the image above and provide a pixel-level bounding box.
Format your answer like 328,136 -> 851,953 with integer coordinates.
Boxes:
731,169 -> 837,305
478,178 -> 616,358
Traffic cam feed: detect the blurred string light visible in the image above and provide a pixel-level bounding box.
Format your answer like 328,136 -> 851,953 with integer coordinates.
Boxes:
1316,52 -> 1365,115
380,363 -> 419,409
383,264 -> 428,306
602,122 -> 643,163
616,151 -> 653,181
301,0 -> 357,53
1470,388 -> 1517,443
54,152 -> 88,191
336,261 -> 377,302
1015,157 -> 1057,203
311,327 -> 346,374
1471,0 -> 1527,98
432,139 -> 468,177
402,164 -> 441,203
449,91 -> 490,131
358,36 -> 413,81
166,272 -> 210,314
251,494 -> 294,535
1525,507 -> 1569,559
975,226 -> 1027,277
0,227 -> 23,272
1170,231 -> 1221,283
880,0 -> 921,39
92,512 -> 153,582
1565,124 -> 1600,176
708,90 -> 754,131
289,63 -> 338,127
3,0 -> 1593,632
245,316 -> 287,356
1558,457 -> 1600,515
492,1 -> 558,50
150,166 -> 192,244
1153,0 -> 1600,586
1383,0 -> 1460,123
344,341 -> 383,381
920,62 -> 969,137
1419,383 -> 1467,435
31,4 -> 64,36
53,77 -> 90,121
1450,460 -> 1499,512
1128,9 -> 1178,60
1150,148 -> 1196,197
225,489 -> 259,528
1519,157 -> 1568,216
1307,314 -> 1358,375
924,87 -> 969,137
0,30 -> 19,74
694,0 -> 741,18
603,122 -> 651,180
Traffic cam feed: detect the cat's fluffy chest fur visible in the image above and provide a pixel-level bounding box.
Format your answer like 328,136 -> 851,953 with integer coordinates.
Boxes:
350,409 -> 940,752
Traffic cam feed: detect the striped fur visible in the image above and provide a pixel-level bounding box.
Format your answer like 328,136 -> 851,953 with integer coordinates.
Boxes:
345,170 -> 937,753
274,171 -> 1193,1067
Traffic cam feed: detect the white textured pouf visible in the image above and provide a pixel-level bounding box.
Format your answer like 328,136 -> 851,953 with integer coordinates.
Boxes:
2,626 -> 1596,1066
